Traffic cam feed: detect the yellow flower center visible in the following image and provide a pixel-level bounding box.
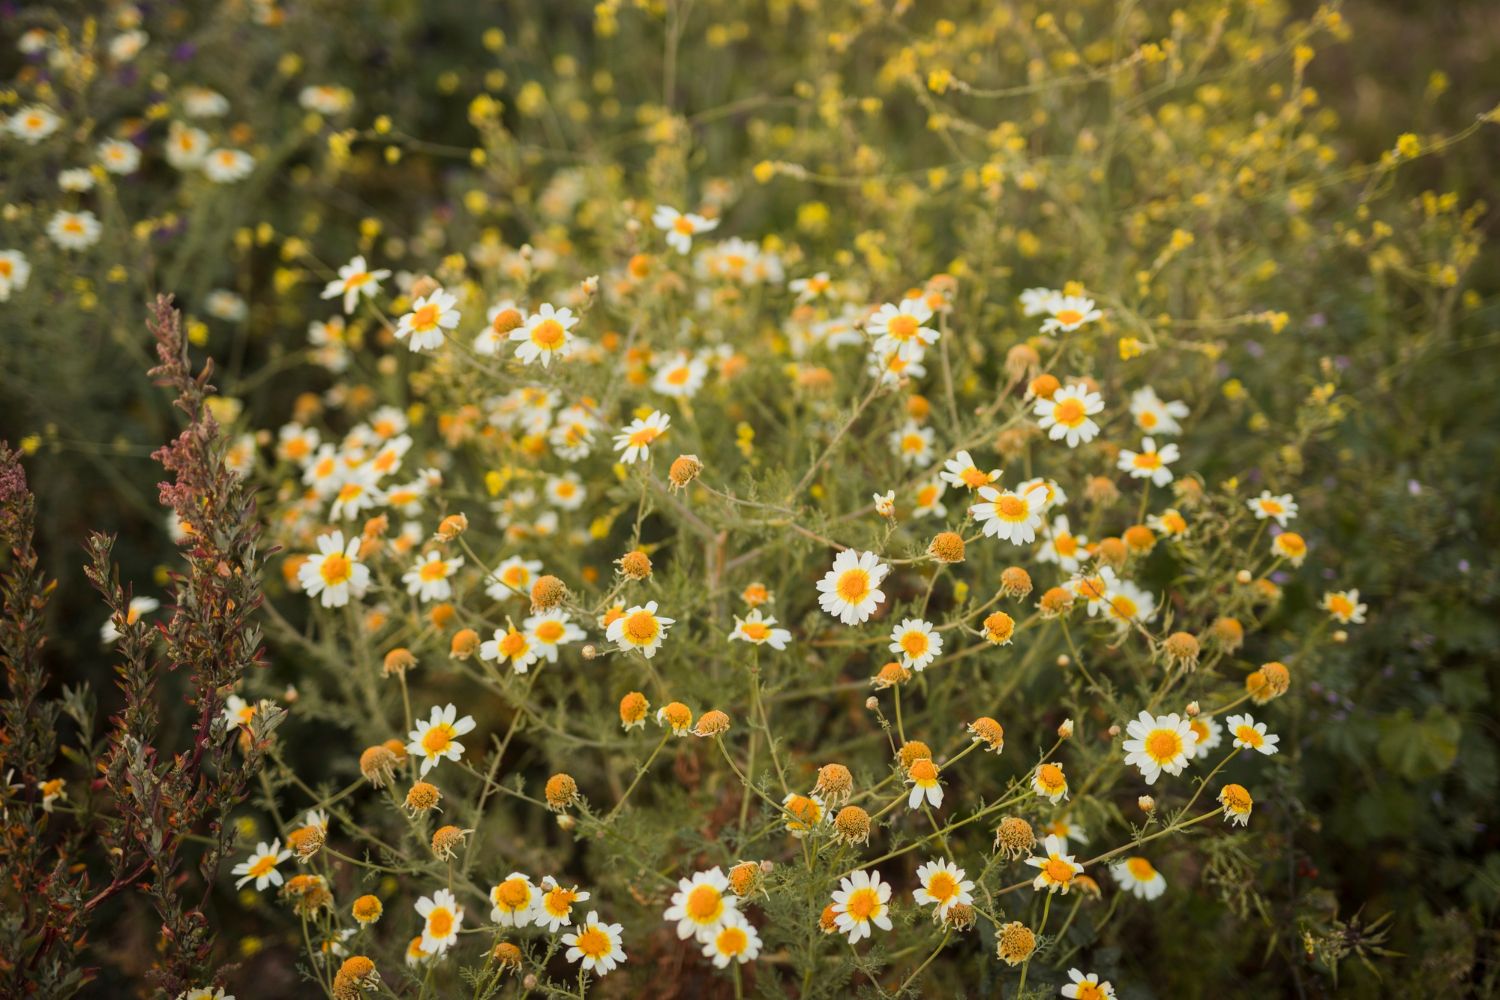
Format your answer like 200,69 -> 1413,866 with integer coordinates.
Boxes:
716,925 -> 748,956
628,427 -> 660,447
1235,725 -> 1264,749
319,553 -> 352,586
496,879 -> 530,909
500,630 -> 528,657
845,886 -> 880,921
835,568 -> 871,603
1260,499 -> 1283,515
1055,534 -> 1077,556
1038,763 -> 1065,792
345,272 -> 370,289
535,620 -> 565,643
672,216 -> 695,235
1133,451 -> 1162,469
1145,729 -> 1183,763
502,567 -> 528,588
1328,595 -> 1353,616
1076,983 -> 1107,1000
1055,308 -> 1084,325
917,485 -> 939,506
410,304 -> 441,332
575,926 -> 611,959
995,495 -> 1029,520
926,871 -> 958,902
900,631 -> 929,658
427,907 -> 454,938
544,887 -> 577,916
960,467 -> 990,488
1043,858 -> 1075,885
0,260 -> 12,278
666,366 -> 691,385
1052,398 -> 1085,426
740,621 -> 770,641
1126,857 -> 1156,881
336,483 -> 364,504
621,611 -> 659,644
422,723 -> 455,756
886,314 -> 919,340
1109,595 -> 1139,620
1140,411 -> 1158,428
248,855 -> 277,878
419,559 -> 448,581
531,319 -> 565,349
685,885 -> 723,923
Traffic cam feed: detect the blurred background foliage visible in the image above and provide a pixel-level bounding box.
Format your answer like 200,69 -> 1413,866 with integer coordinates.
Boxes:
1,0 -> 1498,995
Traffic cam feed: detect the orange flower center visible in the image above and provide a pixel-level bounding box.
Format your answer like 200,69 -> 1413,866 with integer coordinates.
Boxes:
576,926 -> 611,958
427,907 -> 454,937
740,621 -> 770,641
1145,729 -> 1183,762
1043,858 -> 1076,885
926,871 -> 958,901
496,879 -> 530,908
531,319 -> 565,348
535,620 -> 565,643
419,559 -> 448,581
1052,398 -> 1085,426
1126,857 -> 1156,880
686,885 -> 723,922
845,886 -> 880,921
421,724 -> 454,756
1055,308 -> 1084,325
622,611 -> 659,644
836,568 -> 870,603
886,314 -> 919,340
410,304 -> 441,332
319,553 -> 352,586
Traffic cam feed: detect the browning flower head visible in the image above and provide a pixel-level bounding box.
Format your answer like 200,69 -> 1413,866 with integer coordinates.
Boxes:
668,454 -> 703,490
283,873 -> 333,916
383,738 -> 409,762
1084,475 -> 1120,507
429,602 -> 456,629
928,530 -> 965,563
530,574 -> 567,612
431,824 -> 468,859
492,942 -> 523,969
1039,586 -> 1075,618
694,709 -> 731,737
1027,373 -> 1060,400
435,512 -> 468,541
619,691 -> 649,730
1210,616 -> 1245,652
333,956 -> 379,999
1095,536 -> 1128,568
999,566 -> 1032,599
545,772 -> 579,810
1006,343 -> 1041,382
906,394 -> 931,421
996,921 -> 1036,965
404,781 -> 442,815
1248,661 -> 1291,703
450,628 -> 481,659
819,904 -> 839,934
617,549 -> 652,581
359,745 -> 398,787
995,426 -> 1032,459
968,717 -> 1004,753
983,611 -> 1016,645
728,860 -> 763,897
942,902 -> 976,931
1072,874 -> 1103,899
1162,631 -> 1201,671
898,740 -> 933,771
994,816 -> 1035,858
382,646 -> 417,677
833,805 -> 871,844
872,661 -> 912,689
287,823 -> 325,862
409,275 -> 440,299
814,763 -> 854,803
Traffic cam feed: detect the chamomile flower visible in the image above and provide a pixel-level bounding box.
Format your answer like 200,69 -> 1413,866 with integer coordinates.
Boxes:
525,611 -> 585,661
906,758 -> 943,809
867,346 -> 927,385
653,204 -> 718,253
1271,531 -> 1308,566
889,421 -> 935,467
1226,714 -> 1280,755
867,299 -> 938,361
816,549 -> 889,626
406,704 -> 477,775
1129,386 -> 1189,436
613,410 -> 671,464
1040,295 -> 1103,333
223,695 -> 257,731
298,84 -> 353,115
512,302 -> 580,366
563,911 -> 626,976
782,793 -> 826,837
403,552 -> 463,602
912,478 -> 948,518
651,353 -> 709,398
395,289 -> 460,352
1187,715 -> 1223,759
321,256 -> 391,314
101,596 -> 160,643
1248,491 -> 1298,526
1111,857 -> 1166,900
1062,969 -> 1118,1000
1034,383 -> 1104,447
1219,784 -> 1254,826
1121,712 -> 1198,785
1147,508 -> 1189,537
164,122 -> 210,170
537,877 -> 590,932
329,469 -> 383,521
1027,835 -> 1084,894
728,609 -> 792,649
415,888 -> 464,955
1019,287 -> 1062,316
1117,437 -> 1179,486
664,868 -> 736,941
940,449 -> 1001,490
970,482 -> 1048,545
1321,589 -> 1367,624
1037,516 -> 1088,573
605,601 -> 674,658
8,105 -> 61,143
489,873 -> 539,927
1101,577 -> 1156,630
486,555 -> 543,599
888,618 -> 943,671
176,989 -> 234,1000
297,531 -> 371,607
479,627 -> 541,674
203,148 -> 255,183
232,839 -> 291,890
913,859 -> 974,917
830,869 -> 893,944
0,250 -> 32,300
1033,762 -> 1069,803
182,86 -> 231,118
1040,817 -> 1088,850
46,210 -> 102,250
702,910 -> 761,967
97,138 -> 141,174
545,472 -> 586,510
790,271 -> 834,302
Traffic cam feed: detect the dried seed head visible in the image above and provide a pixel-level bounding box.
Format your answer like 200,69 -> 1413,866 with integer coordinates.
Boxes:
928,531 -> 965,563
693,709 -> 732,737
450,628 -> 481,659
404,781 -> 442,815
492,942 -> 523,969
995,426 -> 1032,459
833,805 -> 871,845
1209,616 -> 1245,652
996,921 -> 1036,965
819,904 -> 839,934
1084,475 -> 1120,506
983,611 -> 1016,645
409,275 -> 440,299
814,763 -> 854,803
545,773 -> 579,810
1005,343 -> 1041,382
967,717 -> 1004,753
1248,661 -> 1291,703
1027,373 -> 1060,400
1123,523 -> 1156,554
435,512 -> 468,541
872,661 -> 912,688
1162,631 -> 1201,671
430,824 -> 468,859
332,956 -> 379,999
382,647 -> 417,677
994,816 -> 1035,858
359,745 -> 398,787
530,574 -> 567,612
383,738 -> 409,762
999,566 -> 1032,598
352,894 -> 383,925
728,860 -> 763,897
898,740 -> 933,771
287,823 -> 325,862
1038,586 -> 1075,618
668,454 -> 703,491
617,549 -> 652,581
619,691 -> 649,730
1095,536 -> 1128,568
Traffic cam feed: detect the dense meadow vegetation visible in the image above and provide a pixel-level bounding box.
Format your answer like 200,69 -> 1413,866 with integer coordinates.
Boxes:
2,1 -> 1498,997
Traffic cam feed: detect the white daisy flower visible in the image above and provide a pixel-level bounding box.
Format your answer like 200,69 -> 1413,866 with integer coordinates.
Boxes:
728,609 -> 792,650
605,601 -> 674,659
1225,713 -> 1280,755
395,289 -> 459,352
613,410 -> 671,464
970,482 -> 1048,545
888,618 -> 942,671
912,859 -> 974,916
321,255 -> 391,314
867,298 -> 938,362
511,302 -> 580,367
1121,711 -> 1198,785
563,911 -> 626,976
652,204 -> 718,254
406,703 -> 477,775
1034,383 -> 1104,447
232,840 -> 291,890
816,549 -> 889,626
415,888 -> 464,954
402,551 -> 463,602
1111,856 -> 1166,900
297,530 -> 371,607
829,869 -> 893,943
